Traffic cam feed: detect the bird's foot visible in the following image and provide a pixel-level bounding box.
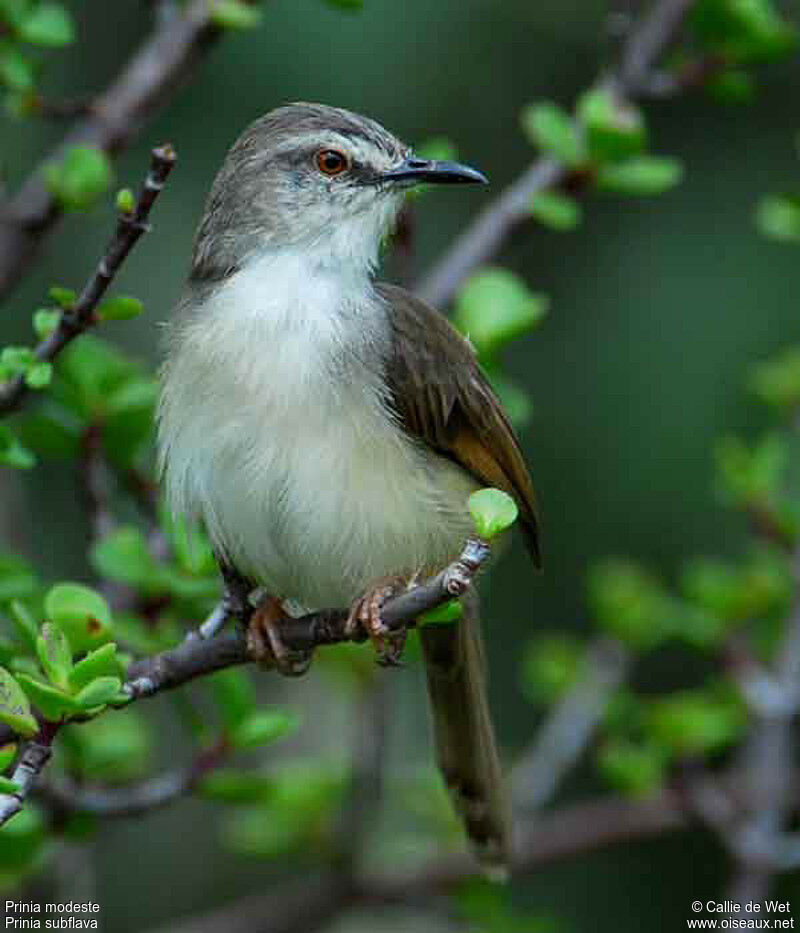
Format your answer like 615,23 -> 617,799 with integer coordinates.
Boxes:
246,595 -> 311,676
346,576 -> 409,667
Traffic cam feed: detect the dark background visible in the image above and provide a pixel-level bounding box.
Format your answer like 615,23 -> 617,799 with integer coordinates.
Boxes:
2,0 -> 800,929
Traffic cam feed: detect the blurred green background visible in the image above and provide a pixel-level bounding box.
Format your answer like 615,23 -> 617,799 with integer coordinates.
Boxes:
2,0 -> 800,929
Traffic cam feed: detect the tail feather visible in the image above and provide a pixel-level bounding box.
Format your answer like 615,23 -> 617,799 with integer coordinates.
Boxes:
419,591 -> 511,874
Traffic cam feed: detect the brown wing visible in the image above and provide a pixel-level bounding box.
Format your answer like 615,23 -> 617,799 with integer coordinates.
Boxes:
378,282 -> 541,568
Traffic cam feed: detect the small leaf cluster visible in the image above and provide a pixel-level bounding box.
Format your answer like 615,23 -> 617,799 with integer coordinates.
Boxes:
0,0 -> 74,113
520,88 -> 683,232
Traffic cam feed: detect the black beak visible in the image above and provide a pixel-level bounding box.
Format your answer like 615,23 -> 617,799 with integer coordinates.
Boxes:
380,157 -> 488,186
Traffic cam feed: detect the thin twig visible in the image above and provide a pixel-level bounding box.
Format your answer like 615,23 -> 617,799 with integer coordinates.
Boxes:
415,0 -> 709,309
0,144 -> 177,417
0,723 -> 59,826
0,0 -> 257,300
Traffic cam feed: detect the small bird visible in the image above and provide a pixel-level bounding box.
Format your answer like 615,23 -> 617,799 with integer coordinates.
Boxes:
157,103 -> 540,871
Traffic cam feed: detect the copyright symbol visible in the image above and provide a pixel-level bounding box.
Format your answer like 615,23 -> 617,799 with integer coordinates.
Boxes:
692,902 -> 702,913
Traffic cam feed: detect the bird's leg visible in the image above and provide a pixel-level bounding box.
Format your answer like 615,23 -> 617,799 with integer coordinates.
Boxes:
346,575 -> 412,667
247,594 -> 312,677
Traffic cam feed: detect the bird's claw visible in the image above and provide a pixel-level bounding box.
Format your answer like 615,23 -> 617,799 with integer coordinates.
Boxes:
346,579 -> 407,667
246,596 -> 311,676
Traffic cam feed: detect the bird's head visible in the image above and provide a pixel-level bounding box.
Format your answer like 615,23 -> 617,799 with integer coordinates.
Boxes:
191,102 -> 487,280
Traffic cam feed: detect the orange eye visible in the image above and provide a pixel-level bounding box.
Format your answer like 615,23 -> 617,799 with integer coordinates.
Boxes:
316,149 -> 349,176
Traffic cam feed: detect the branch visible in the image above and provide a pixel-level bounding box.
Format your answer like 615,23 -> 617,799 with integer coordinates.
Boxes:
0,0 -> 256,300
0,144 -> 176,418
511,638 -> 629,811
414,0 -> 700,309
0,534 -> 490,749
0,724 -> 59,825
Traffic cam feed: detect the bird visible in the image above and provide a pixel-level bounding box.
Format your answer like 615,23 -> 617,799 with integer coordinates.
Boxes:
157,102 -> 540,872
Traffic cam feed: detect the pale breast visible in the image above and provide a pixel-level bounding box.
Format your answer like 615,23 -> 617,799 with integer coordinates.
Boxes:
157,252 -> 476,610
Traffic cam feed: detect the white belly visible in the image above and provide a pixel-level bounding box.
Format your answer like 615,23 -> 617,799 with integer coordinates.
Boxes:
158,253 -> 476,610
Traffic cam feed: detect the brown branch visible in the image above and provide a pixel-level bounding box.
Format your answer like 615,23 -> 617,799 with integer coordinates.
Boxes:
0,0 -> 257,300
0,722 -> 59,826
414,0 -> 704,309
0,144 -> 176,418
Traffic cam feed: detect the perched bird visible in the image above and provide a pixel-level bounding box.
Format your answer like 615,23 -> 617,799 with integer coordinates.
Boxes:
157,103 -> 540,871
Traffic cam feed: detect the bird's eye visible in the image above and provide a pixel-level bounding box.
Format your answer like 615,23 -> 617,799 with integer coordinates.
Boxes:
315,149 -> 349,176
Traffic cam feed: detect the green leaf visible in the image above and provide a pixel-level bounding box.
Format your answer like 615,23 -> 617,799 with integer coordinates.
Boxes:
0,1 -> 32,31
419,599 -> 463,626
6,600 -> 38,653
68,643 -> 121,692
208,669 -> 256,731
35,622 -> 71,689
16,673 -> 77,721
32,309 -> 60,339
44,583 -> 112,652
452,267 -> 548,357
19,3 -> 74,46
96,295 -> 143,322
750,346 -> 800,410
0,743 -> 17,771
483,364 -> 534,430
231,709 -> 300,749
520,102 -> 584,166
596,156 -> 683,196
587,558 -> 671,649
689,0 -> 797,63
210,0 -> 262,29
48,286 -> 75,309
645,687 -> 745,756
0,426 -> 35,470
414,137 -> 457,162
73,676 -> 122,711
0,667 -> 37,737
520,633 -> 584,705
115,188 -> 134,214
0,775 -> 19,794
715,433 -> 787,508
528,190 -> 582,231
0,42 -> 35,91
199,769 -> 273,802
45,146 -> 112,211
468,488 -> 518,539
0,345 -> 34,376
755,194 -> 800,243
24,361 -> 52,389
597,738 -> 665,796
90,527 -> 162,593
577,88 -> 647,162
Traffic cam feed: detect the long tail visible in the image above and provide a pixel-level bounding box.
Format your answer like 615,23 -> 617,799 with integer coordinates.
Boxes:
419,590 -> 511,874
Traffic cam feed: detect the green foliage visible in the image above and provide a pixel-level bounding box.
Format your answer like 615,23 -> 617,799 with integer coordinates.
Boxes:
68,643 -> 124,691
755,194 -> 800,243
0,666 -> 37,737
520,101 -> 584,167
213,761 -> 348,859
0,805 -> 46,878
596,156 -> 684,196
48,286 -> 75,309
596,737 -> 666,797
0,425 -> 35,469
210,1 -> 262,30
230,709 -> 300,750
644,686 -> 746,757
0,344 -> 51,390
468,488 -> 519,539
96,295 -> 143,322
577,88 -> 647,163
688,0 -> 797,63
750,346 -> 800,411
453,268 -> 548,358
455,878 -> 562,932
0,744 -> 17,772
60,709 -> 151,783
115,188 -> 135,214
706,68 -> 756,104
44,146 -> 112,211
715,433 -> 790,522
520,633 -> 584,705
17,3 -> 74,47
528,190 -> 582,231
35,622 -> 71,690
44,583 -> 112,652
